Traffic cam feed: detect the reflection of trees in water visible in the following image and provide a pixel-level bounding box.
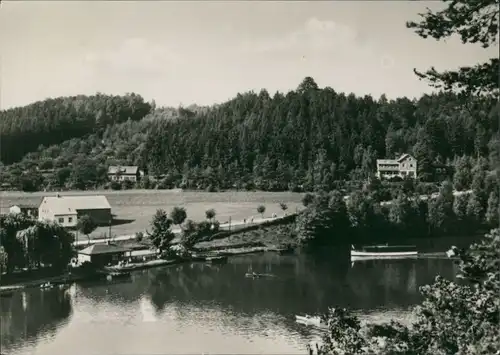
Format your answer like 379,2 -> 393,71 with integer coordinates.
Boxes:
142,254 -> 459,319
144,252 -> 350,318
76,276 -> 149,304
0,288 -> 72,350
347,258 -> 458,309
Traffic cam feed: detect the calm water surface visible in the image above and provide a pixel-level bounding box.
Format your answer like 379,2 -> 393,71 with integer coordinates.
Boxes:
1,239 -> 470,355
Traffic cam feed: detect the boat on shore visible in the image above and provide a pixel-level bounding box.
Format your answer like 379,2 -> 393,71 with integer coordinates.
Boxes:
351,244 -> 418,259
277,246 -> 295,255
40,282 -> 55,290
295,314 -> 326,328
244,272 -> 275,278
0,291 -> 14,298
98,269 -> 132,280
205,256 -> 228,264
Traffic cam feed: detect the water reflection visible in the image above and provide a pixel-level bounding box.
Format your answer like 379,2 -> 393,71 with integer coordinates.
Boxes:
1,251 -> 461,355
0,288 -> 72,353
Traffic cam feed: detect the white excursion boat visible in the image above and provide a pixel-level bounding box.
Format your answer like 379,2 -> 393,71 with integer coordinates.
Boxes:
351,244 -> 418,259
295,314 -> 325,327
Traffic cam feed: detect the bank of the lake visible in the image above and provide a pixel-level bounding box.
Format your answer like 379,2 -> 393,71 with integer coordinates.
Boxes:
0,216 -> 298,290
0,240 -> 474,355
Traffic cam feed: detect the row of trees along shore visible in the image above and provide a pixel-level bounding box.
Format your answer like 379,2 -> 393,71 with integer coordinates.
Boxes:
140,176 -> 499,260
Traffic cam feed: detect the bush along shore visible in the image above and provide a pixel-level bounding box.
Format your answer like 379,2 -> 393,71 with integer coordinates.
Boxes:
1,174 -> 498,291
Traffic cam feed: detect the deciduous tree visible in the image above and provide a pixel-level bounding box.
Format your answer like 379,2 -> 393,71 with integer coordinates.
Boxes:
205,208 -> 216,222
150,209 -> 175,254
77,215 -> 97,244
170,207 -> 187,230
257,205 -> 266,218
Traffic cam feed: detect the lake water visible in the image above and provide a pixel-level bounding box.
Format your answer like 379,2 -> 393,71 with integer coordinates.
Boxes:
0,238 -> 473,355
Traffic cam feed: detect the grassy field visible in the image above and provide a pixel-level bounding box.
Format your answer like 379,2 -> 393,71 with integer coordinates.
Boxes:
0,189 -> 304,239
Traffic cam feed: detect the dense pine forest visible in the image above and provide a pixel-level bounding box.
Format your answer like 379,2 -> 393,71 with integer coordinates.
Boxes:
0,77 -> 498,192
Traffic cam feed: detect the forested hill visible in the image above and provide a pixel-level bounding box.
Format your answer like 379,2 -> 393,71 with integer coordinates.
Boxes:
1,77 -> 499,192
145,77 -> 499,187
0,93 -> 153,164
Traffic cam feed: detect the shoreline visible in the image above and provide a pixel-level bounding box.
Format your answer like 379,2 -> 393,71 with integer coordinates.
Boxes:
0,245 -> 292,292
0,231 -> 480,292
0,214 -> 298,291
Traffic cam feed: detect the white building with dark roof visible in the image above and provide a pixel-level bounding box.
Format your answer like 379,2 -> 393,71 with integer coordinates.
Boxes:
376,153 -> 417,180
77,242 -> 130,266
38,194 -> 112,227
107,166 -> 143,182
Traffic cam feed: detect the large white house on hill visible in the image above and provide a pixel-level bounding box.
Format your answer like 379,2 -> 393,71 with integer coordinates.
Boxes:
376,153 -> 417,180
38,194 -> 112,228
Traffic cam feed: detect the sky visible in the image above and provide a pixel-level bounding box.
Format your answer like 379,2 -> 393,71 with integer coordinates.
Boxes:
0,1 -> 497,109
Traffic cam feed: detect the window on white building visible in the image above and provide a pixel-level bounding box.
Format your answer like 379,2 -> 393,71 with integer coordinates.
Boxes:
58,217 -> 64,223
68,217 -> 73,223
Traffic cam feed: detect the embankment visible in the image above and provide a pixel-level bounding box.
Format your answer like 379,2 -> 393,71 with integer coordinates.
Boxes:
194,213 -> 298,252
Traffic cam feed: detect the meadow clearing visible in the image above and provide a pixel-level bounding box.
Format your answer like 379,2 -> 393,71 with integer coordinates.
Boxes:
0,189 -> 305,239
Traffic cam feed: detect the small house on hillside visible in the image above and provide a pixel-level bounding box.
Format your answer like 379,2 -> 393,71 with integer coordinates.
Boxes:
376,153 -> 417,180
107,166 -> 144,182
77,243 -> 131,266
9,204 -> 39,218
38,194 -> 112,227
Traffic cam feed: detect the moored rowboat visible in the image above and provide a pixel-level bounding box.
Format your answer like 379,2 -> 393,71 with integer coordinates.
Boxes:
245,272 -> 275,278
295,314 -> 325,327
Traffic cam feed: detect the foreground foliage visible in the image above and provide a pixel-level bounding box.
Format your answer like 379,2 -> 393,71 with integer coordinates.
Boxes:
406,0 -> 498,99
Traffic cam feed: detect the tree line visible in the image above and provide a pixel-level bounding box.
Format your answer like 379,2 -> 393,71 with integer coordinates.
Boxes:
0,93 -> 154,165
1,82 -> 498,192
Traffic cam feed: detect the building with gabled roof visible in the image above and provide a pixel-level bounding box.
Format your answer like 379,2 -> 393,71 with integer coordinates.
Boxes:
376,153 -> 417,180
39,194 -> 112,227
107,166 -> 143,182
77,242 -> 131,266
